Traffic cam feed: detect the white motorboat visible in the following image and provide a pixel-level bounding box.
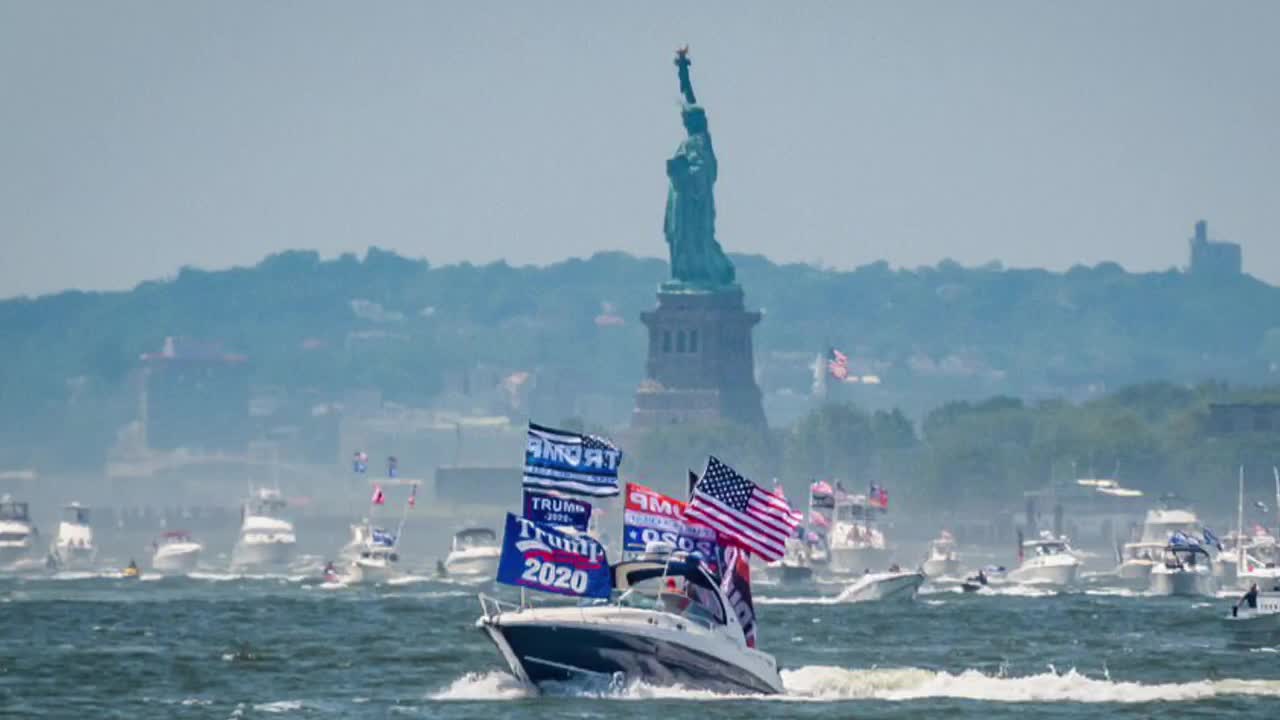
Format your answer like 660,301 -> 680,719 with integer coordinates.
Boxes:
0,495 -> 39,570
48,502 -> 96,571
231,487 -> 296,571
1007,532 -> 1081,587
339,521 -> 369,563
150,530 -> 203,573
443,527 -> 501,577
348,527 -> 401,584
828,494 -> 891,573
767,537 -> 815,584
921,531 -> 960,578
1149,540 -> 1216,596
835,569 -> 925,603
1116,502 -> 1204,585
477,555 -> 785,695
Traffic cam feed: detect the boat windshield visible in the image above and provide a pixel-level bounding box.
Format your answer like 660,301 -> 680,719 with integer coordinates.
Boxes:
1033,542 -> 1068,556
63,505 -> 90,524
616,576 -> 727,627
0,500 -> 29,522
453,529 -> 497,550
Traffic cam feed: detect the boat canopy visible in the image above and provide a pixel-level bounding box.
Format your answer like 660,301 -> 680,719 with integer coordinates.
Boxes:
62,503 -> 90,524
453,528 -> 497,543
0,496 -> 29,522
610,558 -> 719,593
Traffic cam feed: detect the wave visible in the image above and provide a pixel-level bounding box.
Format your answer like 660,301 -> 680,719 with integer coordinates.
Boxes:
433,666 -> 1280,703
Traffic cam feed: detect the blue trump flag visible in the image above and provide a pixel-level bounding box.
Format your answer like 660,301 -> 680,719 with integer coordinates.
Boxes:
523,490 -> 592,532
523,423 -> 622,498
496,512 -> 611,599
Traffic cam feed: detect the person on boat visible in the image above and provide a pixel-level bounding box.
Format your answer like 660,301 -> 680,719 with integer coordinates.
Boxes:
888,563 -> 901,573
1239,583 -> 1260,610
127,559 -> 138,572
323,561 -> 338,581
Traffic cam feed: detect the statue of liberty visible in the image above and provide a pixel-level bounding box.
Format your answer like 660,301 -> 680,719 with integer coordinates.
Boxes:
664,47 -> 736,289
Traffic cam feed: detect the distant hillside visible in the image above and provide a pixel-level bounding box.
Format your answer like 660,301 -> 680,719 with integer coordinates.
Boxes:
2,248 -> 1279,467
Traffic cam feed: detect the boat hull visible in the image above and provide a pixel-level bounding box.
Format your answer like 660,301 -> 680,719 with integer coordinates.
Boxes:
1117,560 -> 1154,584
349,559 -> 398,584
921,557 -> 960,578
829,546 -> 891,574
1008,561 -> 1079,588
774,563 -> 814,584
1149,569 -> 1216,597
152,546 -> 201,573
444,553 -> 499,577
49,544 -> 97,571
231,540 -> 295,571
479,617 -> 783,695
835,571 -> 925,603
0,543 -> 36,570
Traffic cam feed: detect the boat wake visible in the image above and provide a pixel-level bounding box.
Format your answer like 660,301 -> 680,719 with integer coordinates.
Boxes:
433,666 -> 1280,704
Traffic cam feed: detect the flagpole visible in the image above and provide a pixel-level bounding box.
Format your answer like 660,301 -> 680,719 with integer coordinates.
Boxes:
1237,465 -> 1245,573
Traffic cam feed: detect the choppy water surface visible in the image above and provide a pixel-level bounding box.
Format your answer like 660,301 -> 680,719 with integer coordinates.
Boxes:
4,573 -> 1280,718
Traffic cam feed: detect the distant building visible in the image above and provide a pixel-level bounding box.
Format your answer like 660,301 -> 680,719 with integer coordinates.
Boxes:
1207,403 -> 1280,435
1188,220 -> 1242,279
140,337 -> 250,452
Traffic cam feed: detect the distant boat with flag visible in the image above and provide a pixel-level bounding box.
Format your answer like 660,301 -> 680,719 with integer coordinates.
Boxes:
345,466 -> 417,584
48,502 -> 96,571
0,494 -> 39,571
475,433 -> 792,695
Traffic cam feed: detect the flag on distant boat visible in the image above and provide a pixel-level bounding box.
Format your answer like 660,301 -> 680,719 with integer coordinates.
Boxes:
522,422 -> 622,498
352,451 -> 368,474
371,528 -> 396,547
686,457 -> 801,562
1202,527 -> 1221,550
827,347 -> 849,380
809,510 -> 830,529
371,484 -> 385,505
387,456 -> 398,478
408,483 -> 417,509
810,480 -> 834,509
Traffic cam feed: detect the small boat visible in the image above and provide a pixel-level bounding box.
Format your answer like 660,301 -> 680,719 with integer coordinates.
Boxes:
767,537 -> 815,584
0,494 -> 38,571
827,493 -> 891,574
921,530 -> 960,578
1115,499 -> 1204,585
1149,538 -> 1216,597
444,528 -> 500,576
349,527 -> 401,584
231,487 -> 297,571
150,530 -> 203,573
1007,531 -> 1081,587
48,502 -> 96,571
961,566 -> 1004,592
834,568 -> 925,603
121,560 -> 141,580
477,554 -> 785,695
322,561 -> 342,584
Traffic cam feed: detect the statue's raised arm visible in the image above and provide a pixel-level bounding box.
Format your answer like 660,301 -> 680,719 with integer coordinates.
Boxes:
662,47 -> 735,289
675,45 -> 697,105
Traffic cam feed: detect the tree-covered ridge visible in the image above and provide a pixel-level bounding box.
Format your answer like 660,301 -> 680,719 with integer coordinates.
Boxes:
1,248 -> 1278,471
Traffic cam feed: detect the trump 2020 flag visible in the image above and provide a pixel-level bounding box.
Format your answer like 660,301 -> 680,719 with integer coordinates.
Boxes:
495,512 -> 611,598
522,422 -> 622,498
523,490 -> 592,532
623,482 -> 717,559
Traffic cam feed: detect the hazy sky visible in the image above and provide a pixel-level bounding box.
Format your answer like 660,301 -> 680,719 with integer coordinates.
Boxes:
2,1 -> 1278,298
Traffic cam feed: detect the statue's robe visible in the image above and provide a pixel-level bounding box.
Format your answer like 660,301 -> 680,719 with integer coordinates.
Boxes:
664,126 -> 735,288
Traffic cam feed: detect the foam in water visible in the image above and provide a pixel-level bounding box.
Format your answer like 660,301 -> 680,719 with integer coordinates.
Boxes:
434,666 -> 1280,704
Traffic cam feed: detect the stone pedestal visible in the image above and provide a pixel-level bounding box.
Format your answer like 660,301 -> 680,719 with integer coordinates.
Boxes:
632,285 -> 767,428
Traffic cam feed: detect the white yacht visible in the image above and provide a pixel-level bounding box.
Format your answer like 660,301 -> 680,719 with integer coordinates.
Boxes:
0,495 -> 39,570
1116,503 -> 1203,584
835,568 -> 925,602
349,527 -> 401,584
477,555 -> 785,695
767,536 -> 815,584
48,502 -> 96,571
828,495 -> 890,573
339,521 -> 369,563
443,528 -> 500,577
921,530 -> 960,578
1149,539 -> 1216,596
231,488 -> 296,571
150,530 -> 203,573
1007,532 -> 1081,587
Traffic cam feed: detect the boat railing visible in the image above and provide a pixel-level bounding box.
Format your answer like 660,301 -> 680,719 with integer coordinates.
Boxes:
478,592 -> 523,620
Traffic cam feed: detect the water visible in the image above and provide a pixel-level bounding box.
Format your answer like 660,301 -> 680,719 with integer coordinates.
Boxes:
5,573 -> 1280,718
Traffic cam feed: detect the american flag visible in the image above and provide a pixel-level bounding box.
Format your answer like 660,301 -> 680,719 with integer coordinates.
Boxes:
827,347 -> 849,380
686,457 -> 801,562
